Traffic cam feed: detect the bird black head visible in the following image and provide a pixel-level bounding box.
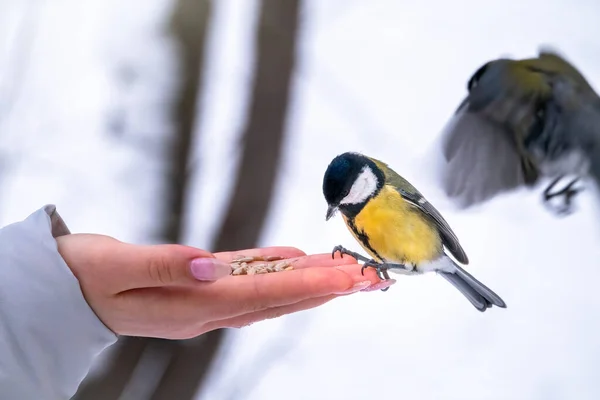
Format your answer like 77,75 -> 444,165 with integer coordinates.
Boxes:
467,58 -> 515,92
467,61 -> 492,91
322,152 -> 384,220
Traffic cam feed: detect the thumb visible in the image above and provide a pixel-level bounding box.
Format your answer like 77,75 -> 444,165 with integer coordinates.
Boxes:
56,234 -> 232,293
126,243 -> 234,289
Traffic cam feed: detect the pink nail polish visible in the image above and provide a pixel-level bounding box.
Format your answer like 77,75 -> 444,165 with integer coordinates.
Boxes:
190,258 -> 231,281
361,279 -> 397,292
333,281 -> 372,295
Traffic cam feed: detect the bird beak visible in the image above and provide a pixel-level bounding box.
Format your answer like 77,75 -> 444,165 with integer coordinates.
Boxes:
325,205 -> 338,221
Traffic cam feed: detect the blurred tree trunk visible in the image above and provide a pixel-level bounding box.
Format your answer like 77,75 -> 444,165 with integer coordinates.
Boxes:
72,0 -> 214,398
72,0 -> 301,398
153,2 -> 301,398
211,0 -> 301,252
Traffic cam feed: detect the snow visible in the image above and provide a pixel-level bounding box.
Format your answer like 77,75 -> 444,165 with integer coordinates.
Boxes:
1,0 -> 600,399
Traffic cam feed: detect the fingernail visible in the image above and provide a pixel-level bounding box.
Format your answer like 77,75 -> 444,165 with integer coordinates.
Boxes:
361,279 -> 397,292
333,281 -> 372,295
190,258 -> 231,281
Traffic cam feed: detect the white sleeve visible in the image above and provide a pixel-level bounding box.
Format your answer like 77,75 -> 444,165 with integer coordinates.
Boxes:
0,205 -> 118,399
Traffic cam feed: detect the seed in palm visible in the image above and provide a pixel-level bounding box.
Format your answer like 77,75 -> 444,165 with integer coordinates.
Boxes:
230,255 -> 294,275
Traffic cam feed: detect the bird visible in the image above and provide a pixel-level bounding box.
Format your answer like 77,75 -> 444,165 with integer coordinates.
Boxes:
322,151 -> 506,312
438,47 -> 600,215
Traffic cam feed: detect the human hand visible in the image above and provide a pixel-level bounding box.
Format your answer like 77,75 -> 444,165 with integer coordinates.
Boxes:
56,234 -> 395,339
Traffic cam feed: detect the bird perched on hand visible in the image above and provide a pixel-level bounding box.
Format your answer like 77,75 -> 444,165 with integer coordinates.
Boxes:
438,47 -> 600,214
322,151 -> 506,312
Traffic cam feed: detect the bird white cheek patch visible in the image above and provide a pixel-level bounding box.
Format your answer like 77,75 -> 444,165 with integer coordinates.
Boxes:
340,166 -> 379,205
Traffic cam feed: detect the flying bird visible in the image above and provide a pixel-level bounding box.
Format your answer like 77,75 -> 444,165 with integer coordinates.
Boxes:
439,47 -> 600,215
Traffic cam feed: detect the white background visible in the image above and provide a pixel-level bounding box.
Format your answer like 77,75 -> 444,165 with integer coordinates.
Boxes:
1,1 -> 600,399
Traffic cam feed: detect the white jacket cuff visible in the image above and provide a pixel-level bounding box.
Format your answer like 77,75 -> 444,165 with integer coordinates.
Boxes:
0,205 -> 118,399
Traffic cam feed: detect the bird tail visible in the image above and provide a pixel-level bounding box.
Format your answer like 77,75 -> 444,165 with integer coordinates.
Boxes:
438,259 -> 506,312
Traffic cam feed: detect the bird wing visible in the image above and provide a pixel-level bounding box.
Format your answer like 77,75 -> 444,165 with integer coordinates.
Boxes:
441,48 -> 600,208
439,56 -> 555,208
439,106 -> 529,208
369,157 -> 470,265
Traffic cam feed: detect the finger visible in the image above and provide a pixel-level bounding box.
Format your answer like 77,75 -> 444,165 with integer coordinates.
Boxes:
56,235 -> 230,291
202,294 -> 338,332
282,253 -> 359,270
214,246 -> 306,263
333,263 -> 383,283
113,264 -> 392,336
196,263 -> 379,320
214,274 -> 394,330
139,246 -> 306,287
133,246 -> 305,288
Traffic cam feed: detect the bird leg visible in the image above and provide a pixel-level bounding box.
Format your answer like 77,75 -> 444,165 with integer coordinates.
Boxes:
332,245 -> 388,278
331,245 -> 408,292
331,245 -> 370,262
542,176 -> 583,215
361,259 -> 391,282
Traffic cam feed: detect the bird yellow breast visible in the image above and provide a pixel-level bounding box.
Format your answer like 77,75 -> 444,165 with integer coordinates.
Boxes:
343,185 -> 442,264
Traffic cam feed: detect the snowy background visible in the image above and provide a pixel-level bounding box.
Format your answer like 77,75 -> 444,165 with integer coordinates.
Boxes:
2,0 -> 600,399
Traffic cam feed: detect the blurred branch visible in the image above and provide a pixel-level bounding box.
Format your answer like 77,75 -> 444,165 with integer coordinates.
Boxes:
72,0 -> 214,398
145,2 -> 227,396
210,0 -> 300,252
209,1 -> 304,398
149,334 -> 221,400
163,0 -> 210,244
72,337 -> 150,399
221,312 -> 312,400
73,0 -> 301,397
152,0 -> 303,397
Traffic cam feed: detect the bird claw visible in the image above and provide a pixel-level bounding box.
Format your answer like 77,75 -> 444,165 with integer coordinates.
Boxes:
331,245 -> 370,262
361,260 -> 395,292
542,177 -> 583,217
331,245 -> 394,292
360,260 -> 388,280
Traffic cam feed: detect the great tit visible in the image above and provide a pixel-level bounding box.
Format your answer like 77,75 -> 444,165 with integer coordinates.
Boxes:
323,151 -> 506,312
439,47 -> 600,214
